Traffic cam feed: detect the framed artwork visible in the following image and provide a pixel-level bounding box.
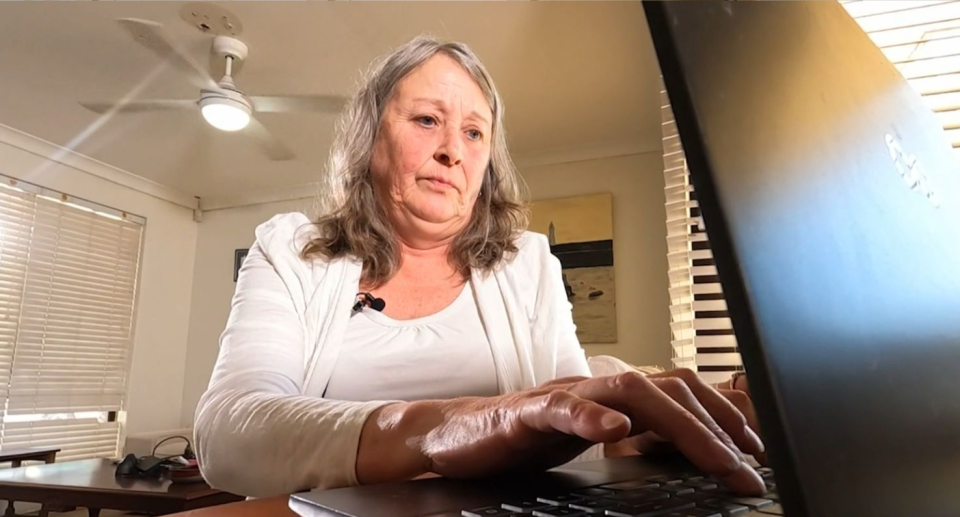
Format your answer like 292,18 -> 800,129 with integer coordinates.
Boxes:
234,248 -> 249,282
529,193 -> 617,344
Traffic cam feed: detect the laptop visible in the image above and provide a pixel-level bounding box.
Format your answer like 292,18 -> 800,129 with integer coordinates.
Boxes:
291,2 -> 960,516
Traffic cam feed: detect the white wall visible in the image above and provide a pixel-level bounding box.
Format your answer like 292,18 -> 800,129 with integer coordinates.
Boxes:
180,198 -> 313,427
179,152 -> 669,427
0,137 -> 198,436
522,152 -> 670,369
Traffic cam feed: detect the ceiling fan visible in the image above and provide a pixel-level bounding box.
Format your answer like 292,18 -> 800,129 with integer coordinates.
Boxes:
79,18 -> 349,161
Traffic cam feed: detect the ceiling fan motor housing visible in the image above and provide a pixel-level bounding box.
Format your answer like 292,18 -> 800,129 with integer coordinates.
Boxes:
213,36 -> 248,63
201,35 -> 253,115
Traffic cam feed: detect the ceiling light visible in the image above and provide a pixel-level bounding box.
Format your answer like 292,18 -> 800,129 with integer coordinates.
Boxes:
200,96 -> 251,132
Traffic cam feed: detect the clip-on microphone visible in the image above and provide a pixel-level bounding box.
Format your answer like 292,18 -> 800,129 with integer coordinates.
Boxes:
352,292 -> 386,313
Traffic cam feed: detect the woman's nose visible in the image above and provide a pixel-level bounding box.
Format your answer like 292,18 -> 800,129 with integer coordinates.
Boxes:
434,129 -> 464,167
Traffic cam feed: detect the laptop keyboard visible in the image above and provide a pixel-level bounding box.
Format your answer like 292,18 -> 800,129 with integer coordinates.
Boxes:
462,467 -> 781,517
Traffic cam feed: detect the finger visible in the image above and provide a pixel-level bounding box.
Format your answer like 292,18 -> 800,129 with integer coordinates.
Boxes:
650,369 -> 765,457
518,390 -> 631,444
737,376 -> 751,396
649,376 -> 742,456
628,431 -> 677,456
570,373 -> 765,495
540,376 -> 590,388
719,389 -> 768,466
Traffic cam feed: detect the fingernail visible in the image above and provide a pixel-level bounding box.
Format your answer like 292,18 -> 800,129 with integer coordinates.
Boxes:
719,463 -> 765,496
746,426 -> 765,454
601,413 -> 626,430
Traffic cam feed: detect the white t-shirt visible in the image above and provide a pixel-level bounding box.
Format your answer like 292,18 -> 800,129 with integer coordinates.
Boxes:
325,282 -> 499,401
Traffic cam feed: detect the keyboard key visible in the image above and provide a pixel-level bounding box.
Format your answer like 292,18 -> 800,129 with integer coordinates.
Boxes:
655,484 -> 695,496
760,492 -> 779,502
756,503 -> 784,516
601,480 -> 661,491
606,499 -> 697,517
501,501 -> 552,513
531,508 -> 587,517
462,507 -> 518,517
645,475 -> 684,485
602,489 -> 670,504
567,499 -> 624,514
683,480 -> 719,491
573,488 -> 614,498
702,486 -> 733,496
678,473 -> 706,481
537,494 -> 583,506
677,492 -> 723,505
698,501 -> 750,516
663,510 -> 722,517
720,497 -> 773,510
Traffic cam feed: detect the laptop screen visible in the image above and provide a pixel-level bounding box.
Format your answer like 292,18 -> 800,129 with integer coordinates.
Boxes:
647,2 -> 960,516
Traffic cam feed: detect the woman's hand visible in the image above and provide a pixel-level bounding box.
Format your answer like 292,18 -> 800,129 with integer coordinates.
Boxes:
569,369 -> 765,492
709,372 -> 766,465
625,370 -> 767,467
359,369 -> 766,495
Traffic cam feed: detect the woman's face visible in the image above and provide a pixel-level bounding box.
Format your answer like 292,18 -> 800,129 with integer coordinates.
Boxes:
370,54 -> 493,245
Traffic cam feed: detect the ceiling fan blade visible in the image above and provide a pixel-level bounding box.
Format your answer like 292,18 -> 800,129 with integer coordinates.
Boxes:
117,18 -> 219,91
249,95 -> 349,114
79,99 -> 197,115
247,118 -> 296,161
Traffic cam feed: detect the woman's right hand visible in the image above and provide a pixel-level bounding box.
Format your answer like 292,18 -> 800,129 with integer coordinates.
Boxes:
358,370 -> 765,495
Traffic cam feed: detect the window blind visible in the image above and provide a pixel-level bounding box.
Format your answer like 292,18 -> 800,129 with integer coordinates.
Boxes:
662,1 -> 960,384
842,0 -> 960,164
661,83 -> 740,386
0,175 -> 144,462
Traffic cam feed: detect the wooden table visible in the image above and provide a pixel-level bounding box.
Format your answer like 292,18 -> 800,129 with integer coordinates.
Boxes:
1,447 -> 61,517
165,473 -> 444,517
0,447 -> 60,468
169,496 -> 295,517
0,458 -> 244,517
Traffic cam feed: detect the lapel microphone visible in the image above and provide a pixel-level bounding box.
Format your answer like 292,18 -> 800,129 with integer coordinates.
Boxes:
352,292 -> 386,313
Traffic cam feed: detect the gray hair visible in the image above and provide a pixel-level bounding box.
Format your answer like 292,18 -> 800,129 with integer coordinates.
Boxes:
302,36 -> 529,286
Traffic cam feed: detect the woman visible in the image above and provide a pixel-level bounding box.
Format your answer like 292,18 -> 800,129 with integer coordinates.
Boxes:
194,37 -> 765,499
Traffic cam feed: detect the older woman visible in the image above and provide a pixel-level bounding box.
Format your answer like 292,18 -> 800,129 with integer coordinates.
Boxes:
194,37 -> 764,499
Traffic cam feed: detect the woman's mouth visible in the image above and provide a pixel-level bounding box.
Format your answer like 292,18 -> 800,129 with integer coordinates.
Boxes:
421,177 -> 455,190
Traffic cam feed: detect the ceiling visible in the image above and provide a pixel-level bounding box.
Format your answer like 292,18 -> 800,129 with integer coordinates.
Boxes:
0,2 -> 662,206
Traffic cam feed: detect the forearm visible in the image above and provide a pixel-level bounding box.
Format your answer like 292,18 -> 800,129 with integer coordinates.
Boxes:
196,384 -> 390,497
356,400 -> 448,484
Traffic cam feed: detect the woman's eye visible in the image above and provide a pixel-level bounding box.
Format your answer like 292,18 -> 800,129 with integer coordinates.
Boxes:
417,116 -> 437,127
466,129 -> 483,141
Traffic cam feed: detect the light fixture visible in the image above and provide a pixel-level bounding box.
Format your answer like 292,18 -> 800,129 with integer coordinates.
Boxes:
199,39 -> 253,132
200,96 -> 251,132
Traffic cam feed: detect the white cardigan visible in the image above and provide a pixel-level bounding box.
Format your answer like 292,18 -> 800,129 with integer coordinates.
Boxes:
194,212 -> 597,497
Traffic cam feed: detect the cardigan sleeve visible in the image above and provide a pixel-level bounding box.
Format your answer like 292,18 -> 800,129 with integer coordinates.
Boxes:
522,232 -> 592,379
547,253 -> 592,379
194,215 -> 392,498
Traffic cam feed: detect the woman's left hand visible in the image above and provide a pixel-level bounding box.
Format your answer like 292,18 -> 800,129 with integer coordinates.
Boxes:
621,370 -> 768,466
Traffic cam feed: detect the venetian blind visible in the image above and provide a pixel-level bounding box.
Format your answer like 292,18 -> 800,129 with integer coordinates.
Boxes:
661,83 -> 740,386
0,175 -> 144,461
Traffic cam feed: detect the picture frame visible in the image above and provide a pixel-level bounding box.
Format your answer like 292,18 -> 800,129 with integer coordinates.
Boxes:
529,193 -> 617,344
233,248 -> 249,282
